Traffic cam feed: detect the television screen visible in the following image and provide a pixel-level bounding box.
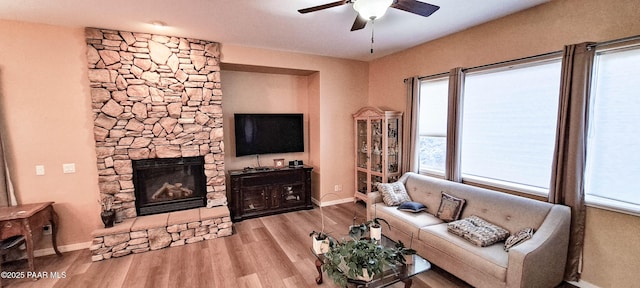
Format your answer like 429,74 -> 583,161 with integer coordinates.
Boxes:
234,113 -> 304,156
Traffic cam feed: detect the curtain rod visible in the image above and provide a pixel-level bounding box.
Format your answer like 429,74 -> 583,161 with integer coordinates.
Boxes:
417,71 -> 449,81
409,50 -> 562,81
463,50 -> 562,73
590,34 -> 640,51
592,34 -> 640,48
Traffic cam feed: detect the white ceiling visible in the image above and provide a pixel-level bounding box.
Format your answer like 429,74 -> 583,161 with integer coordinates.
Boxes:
0,0 -> 549,61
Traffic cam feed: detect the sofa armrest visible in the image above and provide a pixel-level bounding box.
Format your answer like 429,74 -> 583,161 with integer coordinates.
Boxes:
506,205 -> 571,288
366,191 -> 383,220
367,173 -> 411,220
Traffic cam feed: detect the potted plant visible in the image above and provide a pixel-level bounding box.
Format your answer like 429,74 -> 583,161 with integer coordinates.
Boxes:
367,217 -> 390,241
99,196 -> 115,228
310,230 -> 333,254
310,193 -> 338,254
322,237 -> 401,287
348,217 -> 390,241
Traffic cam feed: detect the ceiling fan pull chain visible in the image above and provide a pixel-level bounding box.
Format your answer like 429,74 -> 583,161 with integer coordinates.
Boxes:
370,19 -> 375,54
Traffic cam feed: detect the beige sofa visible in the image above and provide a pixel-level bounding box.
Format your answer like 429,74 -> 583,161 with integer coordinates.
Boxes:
367,172 -> 570,288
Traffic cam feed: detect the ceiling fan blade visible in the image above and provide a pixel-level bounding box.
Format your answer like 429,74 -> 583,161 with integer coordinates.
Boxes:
298,0 -> 348,14
350,15 -> 368,31
391,0 -> 440,17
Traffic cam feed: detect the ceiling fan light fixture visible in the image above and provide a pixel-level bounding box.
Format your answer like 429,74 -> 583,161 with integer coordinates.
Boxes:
353,0 -> 393,20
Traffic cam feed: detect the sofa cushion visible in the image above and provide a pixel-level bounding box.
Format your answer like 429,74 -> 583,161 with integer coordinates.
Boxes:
447,215 -> 510,247
397,201 -> 427,213
420,223 -> 508,281
374,203 -> 443,240
504,227 -> 534,252
377,182 -> 411,206
436,192 -> 465,222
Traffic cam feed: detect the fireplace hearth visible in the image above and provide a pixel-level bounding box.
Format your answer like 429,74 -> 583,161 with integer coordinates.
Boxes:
132,157 -> 206,216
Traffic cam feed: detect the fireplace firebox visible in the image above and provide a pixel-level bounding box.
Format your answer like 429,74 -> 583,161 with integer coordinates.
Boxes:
132,156 -> 207,216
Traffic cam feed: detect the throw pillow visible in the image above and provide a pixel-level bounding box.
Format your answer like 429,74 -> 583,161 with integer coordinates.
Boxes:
377,182 -> 411,206
447,215 -> 511,247
397,201 -> 427,213
436,192 -> 465,222
504,227 -> 535,252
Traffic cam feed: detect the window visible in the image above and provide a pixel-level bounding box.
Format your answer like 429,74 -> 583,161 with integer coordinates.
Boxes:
460,60 -> 562,194
418,77 -> 449,175
585,45 -> 640,214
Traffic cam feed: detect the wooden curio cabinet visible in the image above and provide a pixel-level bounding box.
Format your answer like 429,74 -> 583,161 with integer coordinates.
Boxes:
353,107 -> 403,202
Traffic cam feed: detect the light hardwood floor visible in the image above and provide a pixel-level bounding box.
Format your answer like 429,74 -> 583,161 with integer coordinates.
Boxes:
2,202 -> 471,288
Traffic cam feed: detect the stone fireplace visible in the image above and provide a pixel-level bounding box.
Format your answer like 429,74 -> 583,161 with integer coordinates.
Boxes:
86,27 -> 227,221
86,28 -> 232,261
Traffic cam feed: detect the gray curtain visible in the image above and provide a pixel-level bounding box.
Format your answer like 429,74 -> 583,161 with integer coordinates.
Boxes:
0,130 -> 17,207
401,76 -> 420,174
549,42 -> 594,282
445,68 -> 464,182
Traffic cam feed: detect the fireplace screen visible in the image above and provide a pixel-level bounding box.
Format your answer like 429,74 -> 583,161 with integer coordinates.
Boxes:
132,156 -> 206,216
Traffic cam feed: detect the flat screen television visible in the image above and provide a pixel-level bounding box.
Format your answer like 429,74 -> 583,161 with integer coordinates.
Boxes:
234,113 -> 304,156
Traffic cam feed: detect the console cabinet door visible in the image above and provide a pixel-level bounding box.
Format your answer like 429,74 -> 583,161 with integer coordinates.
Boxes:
279,183 -> 305,208
241,185 -> 269,215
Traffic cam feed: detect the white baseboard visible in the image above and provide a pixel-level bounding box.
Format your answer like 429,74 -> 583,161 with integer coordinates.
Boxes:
34,241 -> 91,257
568,280 -> 601,288
311,197 -> 354,207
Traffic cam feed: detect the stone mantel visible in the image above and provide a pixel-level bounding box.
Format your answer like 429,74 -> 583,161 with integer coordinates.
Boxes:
86,28 -> 227,221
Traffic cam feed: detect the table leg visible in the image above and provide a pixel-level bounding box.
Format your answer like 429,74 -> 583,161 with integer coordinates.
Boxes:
50,207 -> 62,256
315,257 -> 323,284
23,221 -> 35,272
402,278 -> 413,288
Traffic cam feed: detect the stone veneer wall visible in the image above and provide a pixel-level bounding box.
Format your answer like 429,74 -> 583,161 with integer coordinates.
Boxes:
86,28 -> 226,221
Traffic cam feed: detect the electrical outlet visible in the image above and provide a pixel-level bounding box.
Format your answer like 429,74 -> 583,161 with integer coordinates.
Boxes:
35,165 -> 45,176
334,184 -> 343,192
43,225 -> 52,235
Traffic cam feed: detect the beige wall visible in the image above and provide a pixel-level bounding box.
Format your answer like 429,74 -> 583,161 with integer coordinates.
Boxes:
220,70 -> 311,171
220,45 -> 369,203
367,0 -> 640,286
0,21 -> 100,247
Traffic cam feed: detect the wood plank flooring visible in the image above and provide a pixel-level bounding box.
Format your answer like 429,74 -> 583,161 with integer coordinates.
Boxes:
2,202 -> 471,288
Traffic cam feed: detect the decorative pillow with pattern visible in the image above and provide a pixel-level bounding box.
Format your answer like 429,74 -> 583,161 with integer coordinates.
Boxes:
377,182 -> 411,206
436,192 -> 466,222
447,215 -> 510,247
504,227 -> 535,252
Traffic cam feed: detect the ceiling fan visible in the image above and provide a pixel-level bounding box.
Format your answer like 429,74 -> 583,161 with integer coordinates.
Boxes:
298,0 -> 440,31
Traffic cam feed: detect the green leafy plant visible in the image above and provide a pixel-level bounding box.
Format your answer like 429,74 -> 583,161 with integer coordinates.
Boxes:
309,230 -> 330,240
368,217 -> 390,229
348,217 -> 390,240
322,237 -> 400,287
391,240 -> 417,265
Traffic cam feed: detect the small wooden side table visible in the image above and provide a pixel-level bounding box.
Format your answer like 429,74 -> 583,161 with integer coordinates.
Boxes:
0,202 -> 62,271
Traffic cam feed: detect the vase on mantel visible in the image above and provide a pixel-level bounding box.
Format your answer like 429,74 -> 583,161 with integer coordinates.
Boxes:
101,210 -> 115,228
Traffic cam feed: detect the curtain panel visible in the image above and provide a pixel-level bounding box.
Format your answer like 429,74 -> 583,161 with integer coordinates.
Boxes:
445,68 -> 464,182
401,77 -> 420,174
549,42 -> 594,282
0,130 -> 17,207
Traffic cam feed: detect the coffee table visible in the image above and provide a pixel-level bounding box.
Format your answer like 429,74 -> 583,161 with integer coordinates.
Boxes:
312,235 -> 431,288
